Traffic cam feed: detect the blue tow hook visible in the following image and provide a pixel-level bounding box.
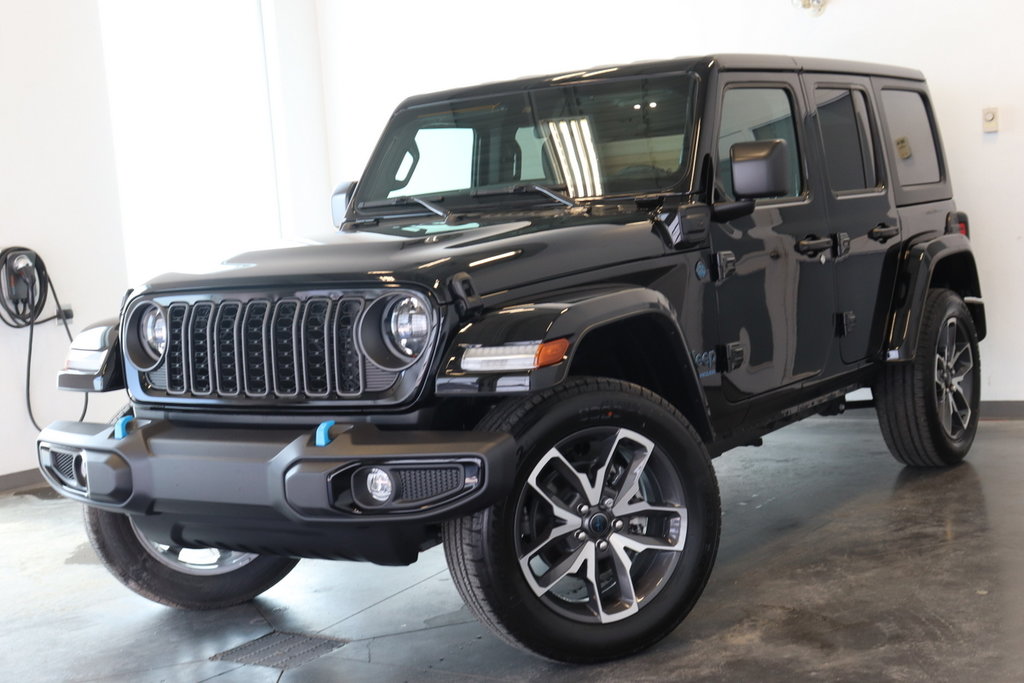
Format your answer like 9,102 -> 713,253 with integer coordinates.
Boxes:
315,420 -> 337,447
113,415 -> 135,440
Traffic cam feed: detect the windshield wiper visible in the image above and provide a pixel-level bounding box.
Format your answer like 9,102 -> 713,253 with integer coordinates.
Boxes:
407,196 -> 450,218
359,195 -> 453,220
472,183 -> 576,207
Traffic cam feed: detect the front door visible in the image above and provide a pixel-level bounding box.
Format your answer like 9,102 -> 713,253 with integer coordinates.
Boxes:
710,75 -> 836,402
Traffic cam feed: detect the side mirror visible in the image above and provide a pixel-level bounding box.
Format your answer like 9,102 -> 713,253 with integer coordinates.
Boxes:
331,181 -> 357,228
731,139 -> 789,199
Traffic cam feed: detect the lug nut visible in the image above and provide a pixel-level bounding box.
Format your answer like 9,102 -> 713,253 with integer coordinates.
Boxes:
603,497 -> 614,509
577,504 -> 590,515
575,531 -> 588,542
597,540 -> 609,552
613,519 -> 624,531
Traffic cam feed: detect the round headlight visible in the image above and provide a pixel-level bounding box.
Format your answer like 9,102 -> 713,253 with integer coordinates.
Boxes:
139,306 -> 167,361
384,295 -> 430,359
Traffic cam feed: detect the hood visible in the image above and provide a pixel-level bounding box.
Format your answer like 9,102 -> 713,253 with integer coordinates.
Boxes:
139,212 -> 670,303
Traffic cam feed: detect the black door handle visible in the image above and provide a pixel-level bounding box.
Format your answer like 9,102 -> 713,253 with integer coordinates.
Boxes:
869,224 -> 899,243
795,236 -> 832,256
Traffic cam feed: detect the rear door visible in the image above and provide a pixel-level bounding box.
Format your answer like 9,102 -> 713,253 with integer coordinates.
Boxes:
802,73 -> 899,364
710,73 -> 836,401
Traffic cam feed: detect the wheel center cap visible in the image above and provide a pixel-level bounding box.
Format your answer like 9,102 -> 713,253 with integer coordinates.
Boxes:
589,512 -> 610,536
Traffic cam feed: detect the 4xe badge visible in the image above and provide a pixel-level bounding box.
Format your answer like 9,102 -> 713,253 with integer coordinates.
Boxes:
693,349 -> 718,378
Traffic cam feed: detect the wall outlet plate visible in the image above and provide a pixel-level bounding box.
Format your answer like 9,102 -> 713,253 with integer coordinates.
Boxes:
983,107 -> 999,133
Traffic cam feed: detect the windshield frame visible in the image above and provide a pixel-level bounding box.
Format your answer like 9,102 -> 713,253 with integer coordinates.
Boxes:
350,70 -> 703,221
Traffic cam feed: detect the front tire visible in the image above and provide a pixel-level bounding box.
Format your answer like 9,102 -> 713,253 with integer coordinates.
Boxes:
84,506 -> 299,609
83,405 -> 298,609
875,288 -> 981,467
443,378 -> 721,662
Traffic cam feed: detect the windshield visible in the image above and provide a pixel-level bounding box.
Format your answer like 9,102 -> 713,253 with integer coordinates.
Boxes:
356,73 -> 699,212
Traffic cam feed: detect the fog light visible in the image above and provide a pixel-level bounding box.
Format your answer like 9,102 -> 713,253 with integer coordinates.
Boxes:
366,468 -> 394,503
73,453 -> 88,488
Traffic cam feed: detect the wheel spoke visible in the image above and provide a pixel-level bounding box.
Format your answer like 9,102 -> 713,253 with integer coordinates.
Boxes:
944,319 -> 957,365
517,511 -> 583,562
951,343 -> 973,379
950,384 -> 972,432
606,430 -> 656,509
527,447 -> 589,522
614,526 -> 686,552
613,498 -> 686,519
603,538 -> 640,622
940,390 -> 954,435
519,539 -> 589,597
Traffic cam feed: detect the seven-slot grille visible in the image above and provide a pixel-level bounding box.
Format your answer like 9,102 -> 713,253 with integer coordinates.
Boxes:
152,297 -> 372,400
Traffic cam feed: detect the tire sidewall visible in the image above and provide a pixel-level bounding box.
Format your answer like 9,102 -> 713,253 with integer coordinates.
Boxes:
476,383 -> 720,661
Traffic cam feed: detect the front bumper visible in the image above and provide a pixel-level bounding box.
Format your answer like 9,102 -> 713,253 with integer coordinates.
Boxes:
37,419 -> 515,565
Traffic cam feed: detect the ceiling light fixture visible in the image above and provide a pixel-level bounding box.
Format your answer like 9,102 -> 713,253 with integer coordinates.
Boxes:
793,0 -> 827,16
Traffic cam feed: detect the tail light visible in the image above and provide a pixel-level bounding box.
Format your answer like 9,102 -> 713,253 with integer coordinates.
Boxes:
945,211 -> 969,238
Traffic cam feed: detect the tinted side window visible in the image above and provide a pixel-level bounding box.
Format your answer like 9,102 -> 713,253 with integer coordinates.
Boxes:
815,88 -> 878,192
717,88 -> 802,199
880,89 -> 940,186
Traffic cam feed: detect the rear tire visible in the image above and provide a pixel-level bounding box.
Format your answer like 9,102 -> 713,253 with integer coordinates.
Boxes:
875,288 -> 980,467
443,378 -> 721,662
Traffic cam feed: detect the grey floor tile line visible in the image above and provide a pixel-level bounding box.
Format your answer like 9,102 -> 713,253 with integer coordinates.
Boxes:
195,663 -> 253,682
341,615 -> 481,652
308,566 -> 452,638
71,659 -> 243,683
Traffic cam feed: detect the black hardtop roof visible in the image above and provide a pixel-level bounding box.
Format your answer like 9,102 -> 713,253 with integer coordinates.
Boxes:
399,54 -> 925,108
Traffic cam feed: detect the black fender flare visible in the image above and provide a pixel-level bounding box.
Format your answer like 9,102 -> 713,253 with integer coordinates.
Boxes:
435,285 -> 714,442
884,233 -> 985,361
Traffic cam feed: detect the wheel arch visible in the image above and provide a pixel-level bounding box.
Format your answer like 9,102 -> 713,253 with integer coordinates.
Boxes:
566,314 -> 714,443
435,286 -> 714,443
884,233 -> 986,362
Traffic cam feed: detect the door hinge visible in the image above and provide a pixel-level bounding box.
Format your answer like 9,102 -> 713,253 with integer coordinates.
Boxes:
833,232 -> 850,259
717,341 -> 745,372
713,251 -> 737,281
835,311 -> 856,337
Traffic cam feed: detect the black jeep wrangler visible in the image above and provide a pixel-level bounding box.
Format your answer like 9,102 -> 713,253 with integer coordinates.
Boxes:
38,55 -> 984,663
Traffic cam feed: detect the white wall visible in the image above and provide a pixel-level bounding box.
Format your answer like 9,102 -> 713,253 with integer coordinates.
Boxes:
260,0 -> 333,241
97,0 -> 283,284
0,0 -> 129,477
318,0 -> 1024,400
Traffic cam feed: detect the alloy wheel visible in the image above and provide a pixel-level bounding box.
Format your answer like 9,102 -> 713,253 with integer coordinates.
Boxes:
129,518 -> 259,576
514,426 -> 687,623
934,316 -> 975,439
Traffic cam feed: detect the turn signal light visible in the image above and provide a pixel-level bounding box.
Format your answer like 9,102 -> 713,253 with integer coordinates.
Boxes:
535,338 -> 570,368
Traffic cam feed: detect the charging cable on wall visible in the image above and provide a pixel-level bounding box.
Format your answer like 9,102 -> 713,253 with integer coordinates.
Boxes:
1,246 -> 88,430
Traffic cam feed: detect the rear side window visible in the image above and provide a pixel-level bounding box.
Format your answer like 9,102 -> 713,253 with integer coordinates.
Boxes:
880,89 -> 941,186
815,88 -> 878,192
717,87 -> 803,200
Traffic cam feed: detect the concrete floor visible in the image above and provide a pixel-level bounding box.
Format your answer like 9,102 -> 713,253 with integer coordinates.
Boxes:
3,413 -> 1023,682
